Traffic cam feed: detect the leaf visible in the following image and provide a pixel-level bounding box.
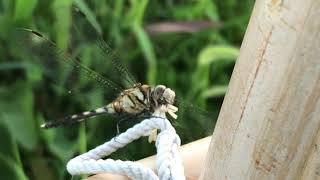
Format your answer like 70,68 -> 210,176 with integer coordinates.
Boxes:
0,15 -> 10,40
39,114 -> 78,162
0,81 -> 38,150
28,156 -> 57,180
0,154 -> 28,180
14,0 -> 38,21
0,62 -> 43,84
189,45 -> 238,103
132,24 -> 157,85
124,0 -> 148,26
52,0 -> 72,50
0,125 -> 26,179
198,45 -> 239,66
73,0 -> 102,35
1,1 -> 14,13
202,85 -> 228,98
48,135 -> 78,162
171,0 -> 219,21
0,62 -> 32,70
0,124 -> 20,163
201,0 -> 220,21
25,63 -> 43,84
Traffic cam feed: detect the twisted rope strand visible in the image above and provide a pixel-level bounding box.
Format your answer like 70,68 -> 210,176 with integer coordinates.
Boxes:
66,117 -> 185,180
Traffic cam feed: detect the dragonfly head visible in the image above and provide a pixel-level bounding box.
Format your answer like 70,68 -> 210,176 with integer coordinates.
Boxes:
152,85 -> 175,105
152,85 -> 178,120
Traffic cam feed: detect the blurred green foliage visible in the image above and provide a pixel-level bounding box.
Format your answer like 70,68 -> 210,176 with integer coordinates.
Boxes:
0,0 -> 254,179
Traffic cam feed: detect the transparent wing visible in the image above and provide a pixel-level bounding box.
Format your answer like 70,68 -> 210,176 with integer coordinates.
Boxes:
174,97 -> 217,141
17,28 -> 123,93
13,6 -> 140,124
14,28 -> 123,122
70,6 -> 138,87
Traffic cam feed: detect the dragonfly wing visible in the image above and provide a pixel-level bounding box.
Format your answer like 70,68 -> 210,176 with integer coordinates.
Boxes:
13,5 -> 139,127
14,28 -> 122,123
70,6 -> 138,87
174,97 -> 217,140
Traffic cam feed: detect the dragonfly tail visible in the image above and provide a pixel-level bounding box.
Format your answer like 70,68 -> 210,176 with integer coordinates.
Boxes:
41,105 -> 112,129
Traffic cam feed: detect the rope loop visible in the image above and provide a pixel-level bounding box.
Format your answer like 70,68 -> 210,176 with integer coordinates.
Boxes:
66,117 -> 185,180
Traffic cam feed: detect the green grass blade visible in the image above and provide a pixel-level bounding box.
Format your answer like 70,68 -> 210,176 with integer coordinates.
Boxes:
14,0 -> 37,21
132,24 -> 157,85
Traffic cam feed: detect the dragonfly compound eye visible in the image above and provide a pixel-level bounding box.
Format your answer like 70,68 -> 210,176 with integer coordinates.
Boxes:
162,88 -> 175,105
154,85 -> 165,97
152,85 -> 176,105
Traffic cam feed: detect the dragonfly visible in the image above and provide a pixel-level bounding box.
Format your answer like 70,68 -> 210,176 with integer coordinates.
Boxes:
16,6 -> 212,139
40,82 -> 178,129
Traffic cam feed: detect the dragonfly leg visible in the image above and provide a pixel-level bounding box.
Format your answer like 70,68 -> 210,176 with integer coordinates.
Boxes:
116,117 -> 131,135
113,112 -> 162,142
115,111 -> 153,134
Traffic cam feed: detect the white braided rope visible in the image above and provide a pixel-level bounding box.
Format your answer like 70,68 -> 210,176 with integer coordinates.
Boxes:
66,117 -> 185,180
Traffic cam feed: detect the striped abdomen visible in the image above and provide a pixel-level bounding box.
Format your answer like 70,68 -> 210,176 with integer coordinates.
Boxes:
41,84 -> 151,129
41,105 -> 115,129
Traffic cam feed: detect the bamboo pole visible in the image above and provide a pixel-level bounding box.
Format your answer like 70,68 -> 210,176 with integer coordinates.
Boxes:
200,0 -> 320,179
